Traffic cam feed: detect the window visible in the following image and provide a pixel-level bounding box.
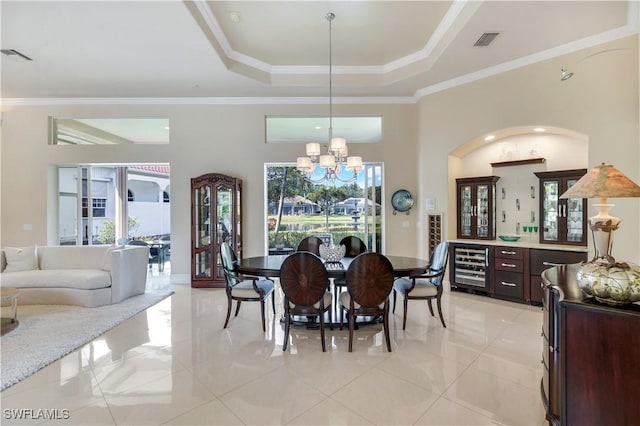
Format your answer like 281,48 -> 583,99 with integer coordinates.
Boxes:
92,198 -> 107,218
264,163 -> 383,254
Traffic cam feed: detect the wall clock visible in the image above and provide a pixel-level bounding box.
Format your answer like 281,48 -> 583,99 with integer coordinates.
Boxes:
391,189 -> 414,215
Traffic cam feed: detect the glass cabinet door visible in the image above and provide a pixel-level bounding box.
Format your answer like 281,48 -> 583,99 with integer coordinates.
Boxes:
460,185 -> 472,237
216,184 -> 233,280
536,169 -> 587,246
564,178 -> 585,244
542,180 -> 559,243
476,184 -> 490,238
194,184 -> 212,279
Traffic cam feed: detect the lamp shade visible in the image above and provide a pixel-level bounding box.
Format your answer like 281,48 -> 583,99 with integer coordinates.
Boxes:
319,154 -> 336,168
559,163 -> 640,200
296,157 -> 314,173
306,142 -> 321,157
330,137 -> 347,155
346,156 -> 363,172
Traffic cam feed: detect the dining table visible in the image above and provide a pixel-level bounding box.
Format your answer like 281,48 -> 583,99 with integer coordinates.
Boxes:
236,254 -> 429,279
236,253 -> 429,327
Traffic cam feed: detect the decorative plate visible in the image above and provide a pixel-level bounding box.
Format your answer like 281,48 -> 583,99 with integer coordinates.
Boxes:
391,189 -> 414,215
499,235 -> 520,242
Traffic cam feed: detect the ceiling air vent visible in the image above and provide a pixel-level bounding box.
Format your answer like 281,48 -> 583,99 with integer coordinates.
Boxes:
1,49 -> 32,61
474,33 -> 499,47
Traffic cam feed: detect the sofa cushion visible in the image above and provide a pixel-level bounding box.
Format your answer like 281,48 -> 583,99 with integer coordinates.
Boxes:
3,246 -> 38,273
38,246 -> 108,270
0,269 -> 111,290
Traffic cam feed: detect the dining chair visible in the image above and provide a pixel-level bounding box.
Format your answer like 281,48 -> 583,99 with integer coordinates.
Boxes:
279,252 -> 333,351
296,236 -> 325,256
392,241 -> 450,329
220,242 -> 276,331
340,252 -> 395,352
332,236 -> 367,312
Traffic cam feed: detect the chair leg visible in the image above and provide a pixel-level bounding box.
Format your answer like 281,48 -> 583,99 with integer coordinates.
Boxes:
319,313 -> 326,352
427,299 -> 435,317
392,289 -> 397,313
271,292 -> 276,314
340,305 -> 344,330
260,301 -> 266,332
383,308 -> 392,352
436,297 -> 446,328
402,295 -> 409,330
283,312 -> 290,351
223,295 -> 232,328
348,310 -> 355,352
234,300 -> 242,317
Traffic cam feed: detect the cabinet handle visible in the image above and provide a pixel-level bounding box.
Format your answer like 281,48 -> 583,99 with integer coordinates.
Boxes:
501,262 -> 517,268
501,250 -> 516,255
549,345 -> 556,353
501,281 -> 517,287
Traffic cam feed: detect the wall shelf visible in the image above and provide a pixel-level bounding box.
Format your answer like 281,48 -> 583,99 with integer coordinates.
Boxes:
491,158 -> 546,168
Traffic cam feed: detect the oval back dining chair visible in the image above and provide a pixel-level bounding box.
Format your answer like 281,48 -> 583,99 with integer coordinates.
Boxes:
333,236 -> 367,312
279,252 -> 333,352
392,241 -> 450,329
340,252 -> 395,352
340,236 -> 367,257
296,236 -> 325,256
220,242 -> 276,332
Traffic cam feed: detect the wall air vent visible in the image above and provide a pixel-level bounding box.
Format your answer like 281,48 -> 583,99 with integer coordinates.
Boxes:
1,49 -> 32,61
474,33 -> 499,47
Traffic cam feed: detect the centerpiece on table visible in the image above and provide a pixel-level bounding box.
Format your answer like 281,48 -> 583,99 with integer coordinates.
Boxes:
319,244 -> 346,263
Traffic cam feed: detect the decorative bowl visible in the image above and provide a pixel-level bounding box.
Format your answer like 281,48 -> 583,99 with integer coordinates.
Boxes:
319,244 -> 346,263
499,235 -> 520,242
576,261 -> 640,305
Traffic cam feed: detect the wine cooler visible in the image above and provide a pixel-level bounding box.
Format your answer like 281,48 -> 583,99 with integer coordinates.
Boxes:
450,243 -> 491,292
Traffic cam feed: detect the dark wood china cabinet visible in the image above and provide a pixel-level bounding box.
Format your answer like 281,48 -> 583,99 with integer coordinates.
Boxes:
191,173 -> 242,288
534,170 -> 587,246
456,176 -> 500,240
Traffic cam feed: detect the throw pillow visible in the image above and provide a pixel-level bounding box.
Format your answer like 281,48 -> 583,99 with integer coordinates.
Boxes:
102,244 -> 124,271
3,245 -> 38,273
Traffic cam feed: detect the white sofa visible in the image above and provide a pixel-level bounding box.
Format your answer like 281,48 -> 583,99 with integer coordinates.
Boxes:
0,245 -> 149,307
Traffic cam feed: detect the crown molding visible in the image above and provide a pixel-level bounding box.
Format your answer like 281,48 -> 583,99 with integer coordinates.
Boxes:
0,96 -> 417,107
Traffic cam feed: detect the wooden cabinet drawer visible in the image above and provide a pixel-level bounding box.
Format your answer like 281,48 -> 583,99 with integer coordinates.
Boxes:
495,258 -> 523,272
494,271 -> 524,299
495,246 -> 525,260
530,249 -> 587,275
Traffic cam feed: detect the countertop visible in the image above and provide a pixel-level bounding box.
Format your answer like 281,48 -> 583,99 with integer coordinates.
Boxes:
448,239 -> 588,252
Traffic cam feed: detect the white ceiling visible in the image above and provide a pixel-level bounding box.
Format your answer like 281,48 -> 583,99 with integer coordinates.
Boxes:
1,1 -> 637,101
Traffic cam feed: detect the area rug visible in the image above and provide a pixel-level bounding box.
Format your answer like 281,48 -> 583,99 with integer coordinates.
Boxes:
0,290 -> 173,391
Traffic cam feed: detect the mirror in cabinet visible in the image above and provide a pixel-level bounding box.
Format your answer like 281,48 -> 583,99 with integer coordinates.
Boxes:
535,169 -> 587,246
191,173 -> 242,288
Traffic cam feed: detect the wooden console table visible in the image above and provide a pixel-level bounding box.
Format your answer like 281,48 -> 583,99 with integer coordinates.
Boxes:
541,264 -> 640,425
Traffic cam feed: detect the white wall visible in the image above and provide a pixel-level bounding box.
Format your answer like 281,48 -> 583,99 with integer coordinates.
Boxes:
0,103 -> 418,281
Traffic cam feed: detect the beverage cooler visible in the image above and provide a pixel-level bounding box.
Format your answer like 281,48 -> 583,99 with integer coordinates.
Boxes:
449,243 -> 491,293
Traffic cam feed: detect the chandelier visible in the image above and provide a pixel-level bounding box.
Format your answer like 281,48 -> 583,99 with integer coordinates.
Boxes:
296,13 -> 364,184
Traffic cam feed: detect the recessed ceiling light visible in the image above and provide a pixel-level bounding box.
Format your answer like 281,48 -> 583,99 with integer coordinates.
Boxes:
533,127 -> 546,132
484,135 -> 496,141
164,126 -> 170,131
314,126 -> 322,130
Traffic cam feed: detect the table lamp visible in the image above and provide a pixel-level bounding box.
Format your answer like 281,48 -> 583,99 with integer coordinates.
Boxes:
559,163 -> 640,304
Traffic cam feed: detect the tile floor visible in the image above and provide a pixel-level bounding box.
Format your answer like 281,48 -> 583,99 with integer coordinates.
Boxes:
1,268 -> 548,425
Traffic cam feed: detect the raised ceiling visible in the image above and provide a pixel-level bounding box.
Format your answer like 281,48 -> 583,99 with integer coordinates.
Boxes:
1,1 -> 637,101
